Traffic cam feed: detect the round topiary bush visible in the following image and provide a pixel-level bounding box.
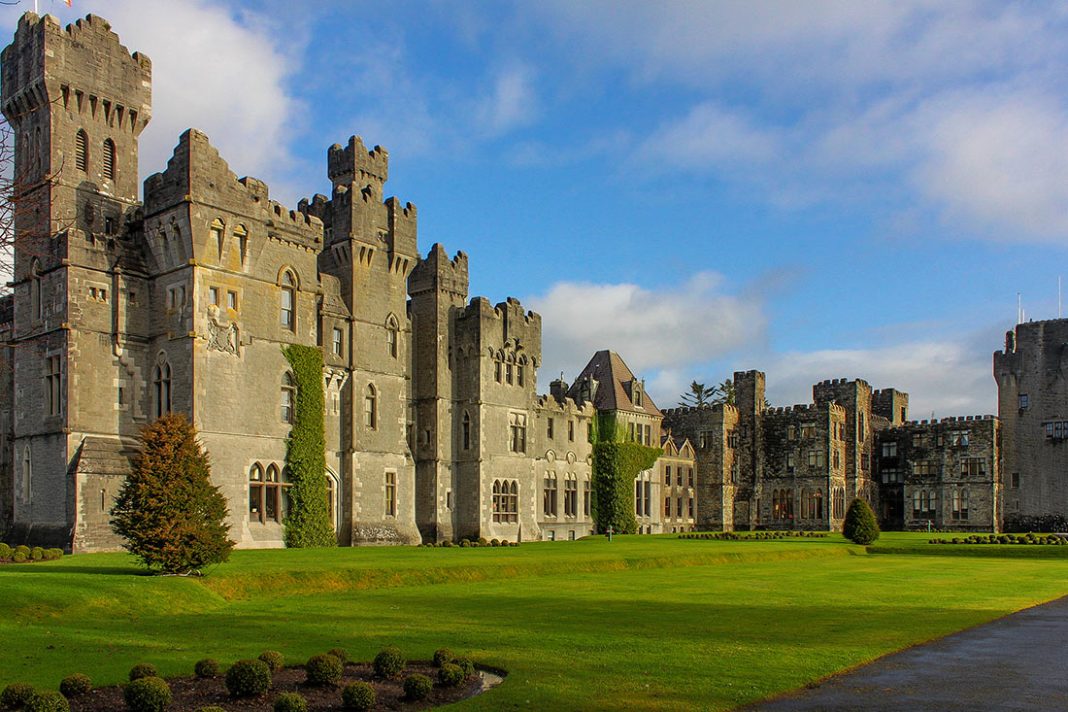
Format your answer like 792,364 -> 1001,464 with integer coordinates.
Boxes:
454,657 -> 475,678
0,543 -> 12,561
128,663 -> 158,682
403,674 -> 433,701
30,547 -> 44,561
273,692 -> 308,712
59,673 -> 92,698
26,691 -> 70,712
327,647 -> 349,664
12,551 -> 27,563
304,653 -> 343,686
194,658 -> 220,679
258,650 -> 285,673
842,498 -> 880,545
432,648 -> 453,667
123,677 -> 171,712
225,659 -> 271,698
373,646 -> 406,678
14,545 -> 29,557
438,662 -> 464,687
1,682 -> 36,708
341,681 -> 376,711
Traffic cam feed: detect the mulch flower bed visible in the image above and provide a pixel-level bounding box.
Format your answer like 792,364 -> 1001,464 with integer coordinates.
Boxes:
66,662 -> 489,711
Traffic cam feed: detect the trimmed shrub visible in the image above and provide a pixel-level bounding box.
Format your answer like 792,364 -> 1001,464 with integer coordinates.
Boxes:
327,647 -> 349,664
403,674 -> 433,701
373,646 -> 406,678
12,551 -> 27,563
258,650 -> 285,673
432,648 -> 454,667
304,653 -> 343,686
30,547 -> 44,561
454,657 -> 475,678
438,662 -> 464,687
341,682 -> 376,711
110,413 -> 235,574
42,549 -> 63,561
842,498 -> 880,545
128,663 -> 158,682
225,659 -> 271,698
0,543 -> 11,561
14,545 -> 29,557
123,677 -> 171,712
194,658 -> 220,679
1,682 -> 36,708
26,691 -> 69,712
273,692 -> 308,712
59,674 -> 92,698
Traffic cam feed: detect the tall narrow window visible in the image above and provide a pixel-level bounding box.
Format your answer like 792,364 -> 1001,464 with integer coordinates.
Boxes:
280,270 -> 296,330
364,384 -> 377,430
583,477 -> 591,516
332,327 -> 343,356
21,446 -> 31,502
386,315 -> 399,358
543,474 -> 558,517
75,129 -> 88,172
494,352 -> 503,382
325,473 -> 337,529
281,372 -> 295,423
249,464 -> 264,522
508,413 -> 527,453
517,356 -> 526,387
153,358 -> 171,418
385,471 -> 397,516
564,476 -> 577,517
102,138 -> 115,180
30,259 -> 42,322
462,411 -> 471,450
233,224 -> 248,266
210,218 -> 225,260
46,355 -> 61,416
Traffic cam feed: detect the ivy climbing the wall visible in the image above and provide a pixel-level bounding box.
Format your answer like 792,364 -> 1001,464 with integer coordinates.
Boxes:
282,344 -> 336,548
591,413 -> 661,535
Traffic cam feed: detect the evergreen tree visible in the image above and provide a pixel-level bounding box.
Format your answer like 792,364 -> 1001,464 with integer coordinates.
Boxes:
842,498 -> 880,545
111,414 -> 234,574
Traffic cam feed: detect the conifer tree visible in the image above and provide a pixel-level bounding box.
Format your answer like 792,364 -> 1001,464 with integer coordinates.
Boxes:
111,413 -> 234,574
842,497 -> 880,545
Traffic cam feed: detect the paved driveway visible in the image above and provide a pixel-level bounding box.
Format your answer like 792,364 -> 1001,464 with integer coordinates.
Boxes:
749,596 -> 1068,711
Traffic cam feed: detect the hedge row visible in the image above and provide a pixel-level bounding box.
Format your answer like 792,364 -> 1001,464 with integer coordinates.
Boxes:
421,538 -> 519,548
679,531 -> 829,541
0,543 -> 63,564
929,532 -> 1068,546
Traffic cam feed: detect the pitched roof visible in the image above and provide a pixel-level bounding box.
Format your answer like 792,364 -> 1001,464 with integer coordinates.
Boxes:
567,350 -> 662,417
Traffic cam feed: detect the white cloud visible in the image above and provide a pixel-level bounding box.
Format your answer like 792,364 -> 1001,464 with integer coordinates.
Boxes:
476,65 -> 538,137
528,271 -> 765,388
637,102 -> 780,170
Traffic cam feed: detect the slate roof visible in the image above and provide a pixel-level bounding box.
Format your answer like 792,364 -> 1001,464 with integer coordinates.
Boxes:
567,349 -> 662,417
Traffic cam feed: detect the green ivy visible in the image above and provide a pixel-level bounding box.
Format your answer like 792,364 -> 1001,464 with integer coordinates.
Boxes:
282,345 -> 336,548
591,413 -> 661,535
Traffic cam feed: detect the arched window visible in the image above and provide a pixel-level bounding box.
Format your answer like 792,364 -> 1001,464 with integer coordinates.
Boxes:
960,488 -> 969,520
210,218 -> 225,260
325,471 -> 338,531
814,489 -> 824,520
248,463 -> 264,521
462,411 -> 471,450
233,224 -> 248,266
153,357 -> 171,418
494,351 -> 504,383
75,129 -> 88,172
517,355 -> 527,387
506,354 -> 514,385
564,475 -> 577,517
364,384 -> 377,430
773,489 -> 781,519
102,138 -> 115,180
492,480 -> 502,520
249,463 -> 290,524
386,315 -> 399,358
30,259 -> 42,322
508,480 -> 519,522
281,372 -> 295,423
583,476 -> 591,516
280,270 -> 296,330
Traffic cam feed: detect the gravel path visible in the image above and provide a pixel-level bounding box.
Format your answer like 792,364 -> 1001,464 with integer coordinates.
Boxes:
748,596 -> 1068,711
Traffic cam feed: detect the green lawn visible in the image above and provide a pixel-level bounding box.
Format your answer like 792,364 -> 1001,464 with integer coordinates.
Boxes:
3,533 -> 1068,710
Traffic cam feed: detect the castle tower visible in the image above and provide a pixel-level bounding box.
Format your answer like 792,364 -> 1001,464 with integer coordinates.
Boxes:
813,378 -> 875,503
0,13 -> 151,549
311,135 -> 421,544
408,244 -> 469,541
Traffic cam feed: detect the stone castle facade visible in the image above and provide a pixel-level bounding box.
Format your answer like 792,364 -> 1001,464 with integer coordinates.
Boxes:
0,13 -> 1056,551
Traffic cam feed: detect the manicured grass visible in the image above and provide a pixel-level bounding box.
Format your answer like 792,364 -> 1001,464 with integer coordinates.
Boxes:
3,533 -> 1068,710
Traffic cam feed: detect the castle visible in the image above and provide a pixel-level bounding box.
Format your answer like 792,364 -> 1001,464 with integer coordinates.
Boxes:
0,14 -> 1058,552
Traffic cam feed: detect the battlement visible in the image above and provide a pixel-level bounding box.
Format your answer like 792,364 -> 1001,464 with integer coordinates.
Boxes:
535,393 -> 595,418
889,415 -> 997,431
328,135 -> 389,185
408,244 -> 469,298
267,199 -> 323,231
816,377 -> 870,388
661,402 -> 738,417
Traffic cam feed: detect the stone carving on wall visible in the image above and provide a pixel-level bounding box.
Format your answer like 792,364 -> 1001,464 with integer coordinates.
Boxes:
206,305 -> 239,355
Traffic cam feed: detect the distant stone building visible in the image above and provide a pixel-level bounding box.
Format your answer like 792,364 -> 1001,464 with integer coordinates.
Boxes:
995,318 -> 1068,524
663,372 -> 1001,532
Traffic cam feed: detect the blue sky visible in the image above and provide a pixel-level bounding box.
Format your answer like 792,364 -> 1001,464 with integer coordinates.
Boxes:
9,1 -> 1068,416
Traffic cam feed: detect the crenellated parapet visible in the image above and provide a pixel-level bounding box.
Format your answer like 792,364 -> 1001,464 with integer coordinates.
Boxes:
328,135 -> 388,186
409,243 -> 469,299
